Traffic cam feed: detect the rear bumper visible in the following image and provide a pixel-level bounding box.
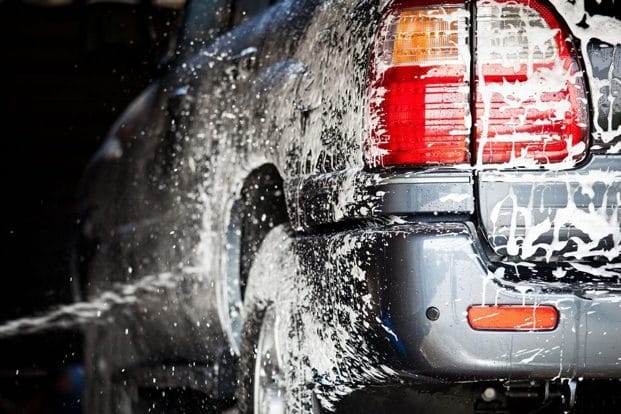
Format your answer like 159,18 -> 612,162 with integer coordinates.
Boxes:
366,222 -> 621,380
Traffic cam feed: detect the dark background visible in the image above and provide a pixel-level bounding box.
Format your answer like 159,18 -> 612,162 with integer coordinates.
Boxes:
0,1 -> 183,411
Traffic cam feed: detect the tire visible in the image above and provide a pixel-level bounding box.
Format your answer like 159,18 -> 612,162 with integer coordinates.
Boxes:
237,303 -> 266,414
238,304 -> 287,414
236,223 -> 299,414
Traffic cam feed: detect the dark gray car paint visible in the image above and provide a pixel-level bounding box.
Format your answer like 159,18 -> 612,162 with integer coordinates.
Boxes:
76,0 -> 621,411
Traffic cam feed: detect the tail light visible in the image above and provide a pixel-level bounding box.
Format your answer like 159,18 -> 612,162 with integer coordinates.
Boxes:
367,1 -> 471,166
367,0 -> 589,167
475,0 -> 589,165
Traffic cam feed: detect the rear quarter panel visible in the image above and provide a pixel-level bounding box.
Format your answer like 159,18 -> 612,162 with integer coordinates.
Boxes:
76,0 -> 383,367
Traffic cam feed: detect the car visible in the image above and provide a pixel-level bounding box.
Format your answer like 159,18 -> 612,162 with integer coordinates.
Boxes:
74,0 -> 621,412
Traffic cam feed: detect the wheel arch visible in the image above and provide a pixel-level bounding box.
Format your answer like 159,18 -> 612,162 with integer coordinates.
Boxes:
217,161 -> 290,354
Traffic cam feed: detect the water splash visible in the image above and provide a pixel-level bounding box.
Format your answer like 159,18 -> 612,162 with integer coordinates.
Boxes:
0,269 -> 190,338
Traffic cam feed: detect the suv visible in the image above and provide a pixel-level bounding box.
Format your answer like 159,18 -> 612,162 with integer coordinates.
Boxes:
75,0 -> 621,412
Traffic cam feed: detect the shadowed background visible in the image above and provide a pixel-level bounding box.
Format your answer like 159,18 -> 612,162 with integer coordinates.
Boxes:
0,0 -> 183,410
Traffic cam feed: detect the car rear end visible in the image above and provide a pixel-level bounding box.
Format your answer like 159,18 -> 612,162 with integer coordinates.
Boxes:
383,0 -> 617,389
306,0 -> 620,410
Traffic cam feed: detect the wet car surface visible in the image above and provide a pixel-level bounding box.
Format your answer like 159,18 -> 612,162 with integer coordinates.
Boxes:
74,0 -> 621,412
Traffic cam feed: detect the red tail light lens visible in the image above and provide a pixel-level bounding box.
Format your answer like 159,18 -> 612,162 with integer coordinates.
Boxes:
367,0 -> 589,168
367,2 -> 471,167
474,0 -> 589,165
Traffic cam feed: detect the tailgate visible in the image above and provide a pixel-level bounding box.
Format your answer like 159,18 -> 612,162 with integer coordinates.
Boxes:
476,1 -> 621,267
478,156 -> 620,262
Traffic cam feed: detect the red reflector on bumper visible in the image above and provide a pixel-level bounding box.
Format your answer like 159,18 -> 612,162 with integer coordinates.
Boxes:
467,305 -> 558,331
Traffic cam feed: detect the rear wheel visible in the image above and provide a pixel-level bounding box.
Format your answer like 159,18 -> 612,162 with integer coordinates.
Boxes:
253,306 -> 286,414
238,304 -> 287,414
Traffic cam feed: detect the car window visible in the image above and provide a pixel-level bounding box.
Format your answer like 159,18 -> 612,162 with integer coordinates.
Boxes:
232,0 -> 277,26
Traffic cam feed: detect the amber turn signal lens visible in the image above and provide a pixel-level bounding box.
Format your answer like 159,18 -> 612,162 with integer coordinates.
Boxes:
467,305 -> 558,331
391,8 -> 461,65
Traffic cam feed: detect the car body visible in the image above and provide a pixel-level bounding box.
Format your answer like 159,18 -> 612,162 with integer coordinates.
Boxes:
75,0 -> 621,412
